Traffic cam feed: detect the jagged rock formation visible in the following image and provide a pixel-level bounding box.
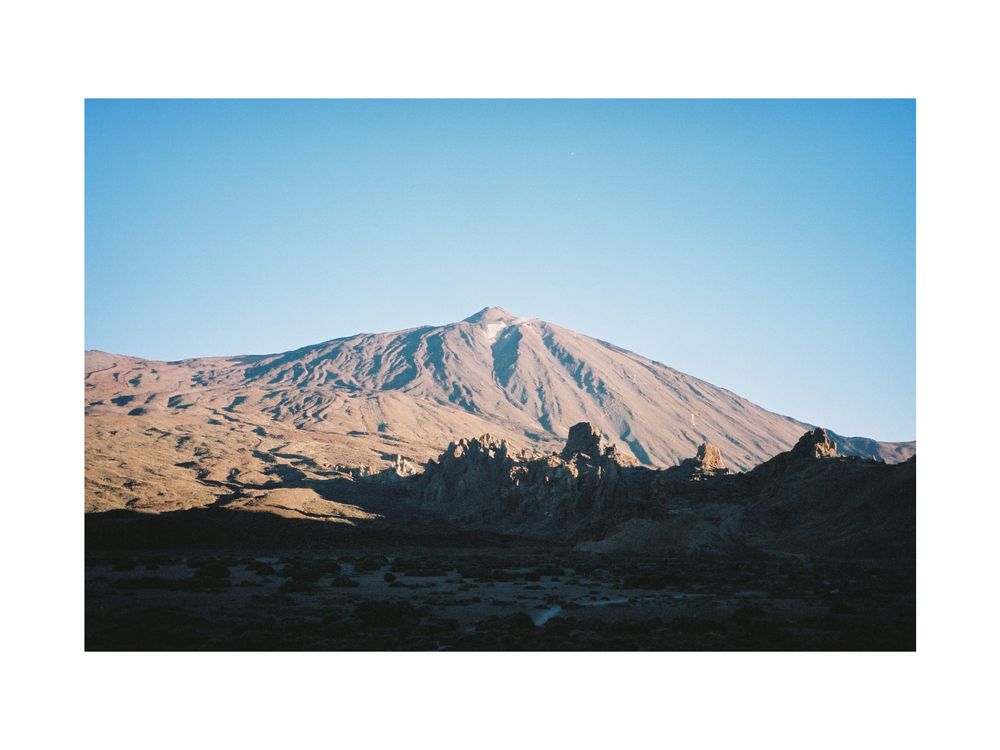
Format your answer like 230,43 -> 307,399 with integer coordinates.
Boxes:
418,424 -> 640,539
672,442 -> 729,479
790,427 -> 839,460
414,422 -> 915,558
560,421 -> 639,466
745,426 -> 841,482
420,434 -> 518,508
561,421 -> 608,459
391,453 -> 419,477
418,423 -> 740,542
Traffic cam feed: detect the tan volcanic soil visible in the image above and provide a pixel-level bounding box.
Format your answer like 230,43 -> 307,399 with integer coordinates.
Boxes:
85,308 -> 913,513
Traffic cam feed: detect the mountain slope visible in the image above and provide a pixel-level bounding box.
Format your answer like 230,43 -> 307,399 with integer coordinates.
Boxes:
85,307 -> 913,512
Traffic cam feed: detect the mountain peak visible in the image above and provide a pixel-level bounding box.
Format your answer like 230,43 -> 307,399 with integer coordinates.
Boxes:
463,306 -> 516,324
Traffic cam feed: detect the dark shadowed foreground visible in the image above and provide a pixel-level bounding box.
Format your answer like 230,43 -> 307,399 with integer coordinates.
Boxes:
86,512 -> 914,651
86,425 -> 914,651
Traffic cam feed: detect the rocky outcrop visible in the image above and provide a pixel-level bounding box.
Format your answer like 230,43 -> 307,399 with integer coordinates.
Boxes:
559,422 -> 639,467
790,427 -> 838,460
741,450 -> 916,558
672,442 -> 730,480
441,434 -> 515,467
417,424 -> 743,539
746,428 -> 841,482
417,424 -> 640,539
419,434 -> 517,506
410,424 -> 913,559
697,443 -> 726,470
392,454 -> 419,477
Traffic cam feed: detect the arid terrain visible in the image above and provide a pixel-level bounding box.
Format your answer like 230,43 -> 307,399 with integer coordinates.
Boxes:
85,308 -> 916,650
85,307 -> 913,516
86,546 -> 914,651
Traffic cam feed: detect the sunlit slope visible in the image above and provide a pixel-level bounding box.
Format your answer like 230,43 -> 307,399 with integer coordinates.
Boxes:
86,307 -> 913,491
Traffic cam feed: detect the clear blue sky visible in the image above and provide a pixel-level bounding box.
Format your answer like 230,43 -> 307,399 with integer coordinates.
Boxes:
85,99 -> 915,441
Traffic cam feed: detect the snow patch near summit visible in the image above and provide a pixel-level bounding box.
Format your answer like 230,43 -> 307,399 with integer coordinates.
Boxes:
482,322 -> 507,343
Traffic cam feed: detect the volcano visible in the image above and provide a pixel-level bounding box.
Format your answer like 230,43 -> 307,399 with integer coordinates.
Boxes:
85,306 -> 913,512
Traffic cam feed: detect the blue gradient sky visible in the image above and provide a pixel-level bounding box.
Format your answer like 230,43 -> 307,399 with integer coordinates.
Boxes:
85,99 -> 915,441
